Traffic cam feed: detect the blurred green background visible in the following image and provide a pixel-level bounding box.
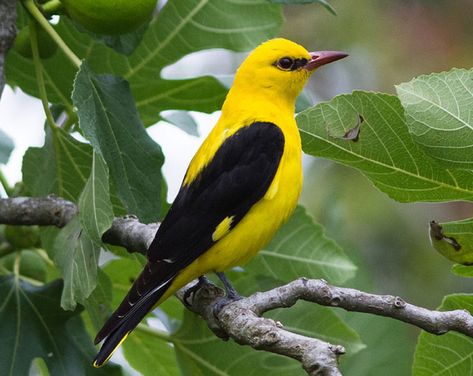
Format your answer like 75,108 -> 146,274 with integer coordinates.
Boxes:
281,1 -> 473,373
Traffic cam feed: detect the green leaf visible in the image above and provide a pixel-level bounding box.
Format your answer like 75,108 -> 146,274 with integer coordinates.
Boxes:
271,0 -> 336,15
78,152 -> 114,244
53,217 -> 101,310
297,91 -> 473,202
72,63 -> 166,222
0,276 -> 121,376
246,206 -> 356,285
7,1 -> 283,126
123,328 -> 179,376
161,111 -> 200,137
103,258 -> 144,308
83,21 -> 149,56
0,250 -> 47,283
22,128 -> 92,202
396,68 -> 473,169
452,264 -> 473,277
0,129 -> 14,164
412,294 -> 473,376
339,311 -> 413,375
174,310 -> 305,376
267,301 -> 365,354
86,0 -> 282,125
6,33 -> 77,107
133,77 -> 227,126
83,269 -> 113,332
429,217 -> 473,265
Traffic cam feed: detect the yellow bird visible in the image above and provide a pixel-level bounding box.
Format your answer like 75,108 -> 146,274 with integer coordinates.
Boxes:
93,38 -> 347,367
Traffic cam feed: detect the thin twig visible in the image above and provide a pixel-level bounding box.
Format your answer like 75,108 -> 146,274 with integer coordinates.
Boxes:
29,19 -> 58,130
23,0 -> 81,68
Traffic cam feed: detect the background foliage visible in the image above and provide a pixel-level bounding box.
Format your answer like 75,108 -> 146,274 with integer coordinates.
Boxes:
1,0 -> 472,375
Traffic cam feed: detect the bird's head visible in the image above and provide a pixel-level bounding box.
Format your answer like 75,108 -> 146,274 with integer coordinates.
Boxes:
231,38 -> 348,106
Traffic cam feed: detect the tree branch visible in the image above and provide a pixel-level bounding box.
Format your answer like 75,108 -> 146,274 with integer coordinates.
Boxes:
176,280 -> 344,376
0,0 -> 17,99
0,195 -> 77,227
2,196 -> 473,375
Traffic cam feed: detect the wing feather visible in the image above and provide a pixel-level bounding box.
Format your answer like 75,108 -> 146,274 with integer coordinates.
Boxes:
95,121 -> 284,355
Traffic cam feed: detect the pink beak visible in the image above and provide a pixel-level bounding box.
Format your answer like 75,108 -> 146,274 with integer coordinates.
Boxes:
305,51 -> 348,71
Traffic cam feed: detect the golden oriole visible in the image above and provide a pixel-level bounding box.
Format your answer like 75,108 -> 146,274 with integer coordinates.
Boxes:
93,38 -> 347,367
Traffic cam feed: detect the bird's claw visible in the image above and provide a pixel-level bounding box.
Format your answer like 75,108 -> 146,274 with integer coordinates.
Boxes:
183,276 -> 210,307
212,293 -> 242,318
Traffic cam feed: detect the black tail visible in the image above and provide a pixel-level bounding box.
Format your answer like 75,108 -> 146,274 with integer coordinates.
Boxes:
93,262 -> 175,366
93,293 -> 159,367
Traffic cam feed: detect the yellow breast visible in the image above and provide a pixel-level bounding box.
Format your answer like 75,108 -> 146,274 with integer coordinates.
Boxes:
161,118 -> 302,301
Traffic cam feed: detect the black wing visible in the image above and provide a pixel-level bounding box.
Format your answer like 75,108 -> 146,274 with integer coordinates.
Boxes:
94,122 -> 284,350
148,121 -> 285,266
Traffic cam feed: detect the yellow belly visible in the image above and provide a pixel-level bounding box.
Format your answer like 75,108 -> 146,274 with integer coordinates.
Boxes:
158,138 -> 302,303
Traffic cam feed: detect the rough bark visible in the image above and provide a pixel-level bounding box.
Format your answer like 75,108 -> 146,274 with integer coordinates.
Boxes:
0,0 -> 17,99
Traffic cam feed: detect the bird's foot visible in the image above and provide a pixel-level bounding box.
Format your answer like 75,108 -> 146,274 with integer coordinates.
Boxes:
213,272 -> 243,317
212,294 -> 243,318
216,272 -> 243,300
183,276 -> 211,307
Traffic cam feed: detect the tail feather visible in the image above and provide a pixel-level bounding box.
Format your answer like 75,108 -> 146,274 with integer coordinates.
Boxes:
93,261 -> 177,366
93,276 -> 174,367
95,262 -> 174,344
93,295 -> 155,367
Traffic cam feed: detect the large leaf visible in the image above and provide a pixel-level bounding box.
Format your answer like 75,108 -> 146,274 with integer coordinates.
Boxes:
297,91 -> 473,202
6,34 -> 77,108
7,1 -> 283,126
0,250 -> 47,283
0,276 -> 120,376
0,129 -> 14,164
53,216 -> 101,310
429,217 -> 473,265
78,151 -> 114,244
174,310 -> 305,376
22,128 -> 92,202
397,68 -> 473,169
339,311 -> 413,375
83,269 -> 113,332
73,63 -> 166,222
161,111 -> 200,137
452,264 -> 473,278
122,328 -> 179,376
246,206 -> 356,285
412,294 -> 473,376
271,0 -> 336,15
267,301 -> 365,355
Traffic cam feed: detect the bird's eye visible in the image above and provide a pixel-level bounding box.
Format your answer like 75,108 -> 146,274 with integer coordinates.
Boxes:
277,57 -> 294,70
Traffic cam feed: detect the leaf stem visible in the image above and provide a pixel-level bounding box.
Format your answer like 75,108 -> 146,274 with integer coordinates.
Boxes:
23,0 -> 81,69
0,169 -> 13,197
61,113 -> 78,132
41,0 -> 63,15
13,252 -> 21,279
29,19 -> 58,131
35,248 -> 55,267
136,323 -> 173,343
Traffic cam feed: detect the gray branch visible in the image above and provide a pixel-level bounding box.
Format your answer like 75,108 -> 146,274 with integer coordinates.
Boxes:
176,281 -> 344,376
2,196 -> 473,375
0,195 -> 78,227
0,0 -> 17,99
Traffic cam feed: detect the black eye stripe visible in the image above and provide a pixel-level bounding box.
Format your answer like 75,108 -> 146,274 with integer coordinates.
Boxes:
274,57 -> 308,71
293,58 -> 308,69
